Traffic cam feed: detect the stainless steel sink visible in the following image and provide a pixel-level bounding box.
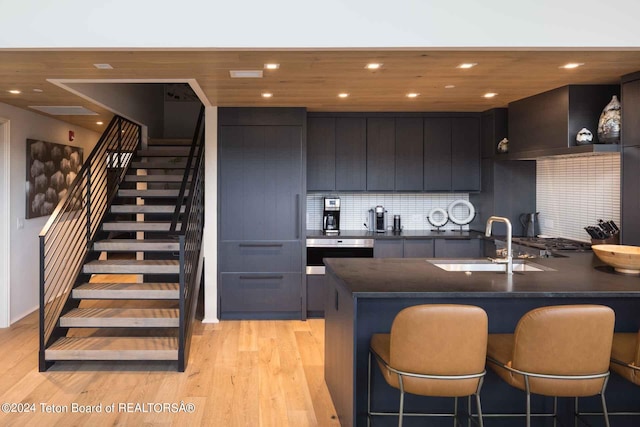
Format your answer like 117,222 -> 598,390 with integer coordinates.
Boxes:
428,259 -> 554,272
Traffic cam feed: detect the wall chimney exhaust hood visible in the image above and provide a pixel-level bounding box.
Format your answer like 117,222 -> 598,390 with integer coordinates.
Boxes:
506,84 -> 620,160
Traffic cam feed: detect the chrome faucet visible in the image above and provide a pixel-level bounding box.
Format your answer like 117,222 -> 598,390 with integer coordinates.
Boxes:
485,216 -> 513,275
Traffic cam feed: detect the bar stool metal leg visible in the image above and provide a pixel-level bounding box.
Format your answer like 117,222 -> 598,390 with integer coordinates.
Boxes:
367,351 -> 372,427
398,375 -> 405,427
453,396 -> 458,427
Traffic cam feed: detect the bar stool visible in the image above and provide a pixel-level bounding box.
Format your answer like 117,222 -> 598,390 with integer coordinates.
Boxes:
602,329 -> 640,416
486,304 -> 615,427
367,304 -> 488,427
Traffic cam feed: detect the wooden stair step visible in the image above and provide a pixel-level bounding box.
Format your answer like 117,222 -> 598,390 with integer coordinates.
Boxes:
111,205 -> 185,214
60,308 -> 179,328
94,239 -> 180,251
131,161 -> 187,169
46,337 -> 179,360
137,148 -> 192,157
124,174 -> 189,182
73,282 -> 179,299
102,221 -> 180,232
83,259 -> 180,274
118,189 -> 189,198
147,138 -> 192,146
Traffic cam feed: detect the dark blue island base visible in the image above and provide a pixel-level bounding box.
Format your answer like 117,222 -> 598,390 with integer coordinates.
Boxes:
323,256 -> 640,427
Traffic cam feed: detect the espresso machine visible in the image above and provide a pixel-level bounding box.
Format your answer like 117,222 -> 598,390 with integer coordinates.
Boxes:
323,197 -> 341,234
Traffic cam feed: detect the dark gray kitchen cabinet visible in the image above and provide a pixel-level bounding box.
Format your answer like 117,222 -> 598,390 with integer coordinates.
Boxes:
622,146 -> 640,245
403,239 -> 434,258
434,238 -> 482,258
424,117 -> 480,191
218,107 -> 305,320
367,118 -> 395,190
306,275 -> 326,317
622,73 -> 640,148
481,108 -> 508,159
509,85 -> 619,154
374,239 -> 404,258
395,118 -> 424,191
307,117 -> 336,191
336,117 -> 367,191
424,118 -> 452,191
452,117 -> 481,191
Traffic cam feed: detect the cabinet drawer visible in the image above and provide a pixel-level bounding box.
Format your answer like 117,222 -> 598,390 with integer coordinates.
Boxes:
219,241 -> 301,272
403,239 -> 434,258
434,239 -> 482,258
220,273 -> 302,314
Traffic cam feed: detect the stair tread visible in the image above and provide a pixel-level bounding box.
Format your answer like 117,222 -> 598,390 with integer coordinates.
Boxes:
62,308 -> 179,318
147,139 -> 192,146
93,238 -> 180,251
118,189 -> 189,197
131,161 -> 188,169
102,221 -> 181,231
124,175 -> 189,182
137,148 -> 192,157
46,337 -> 178,360
110,205 -> 185,213
75,282 -> 179,291
85,260 -> 179,267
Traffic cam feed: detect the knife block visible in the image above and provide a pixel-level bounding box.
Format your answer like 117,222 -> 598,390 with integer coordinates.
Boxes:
591,234 -> 620,245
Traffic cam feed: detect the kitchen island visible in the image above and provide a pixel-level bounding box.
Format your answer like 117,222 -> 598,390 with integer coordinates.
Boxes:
324,254 -> 640,427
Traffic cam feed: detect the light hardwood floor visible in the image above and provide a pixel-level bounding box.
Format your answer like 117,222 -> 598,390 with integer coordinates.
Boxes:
0,311 -> 340,426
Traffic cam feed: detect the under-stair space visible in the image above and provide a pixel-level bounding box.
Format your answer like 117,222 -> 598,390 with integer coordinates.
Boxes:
40,110 -> 205,371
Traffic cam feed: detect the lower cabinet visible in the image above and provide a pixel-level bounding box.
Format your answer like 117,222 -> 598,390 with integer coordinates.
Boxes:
403,239 -> 434,257
434,238 -> 483,258
374,240 -> 404,258
306,275 -> 327,317
219,273 -> 303,319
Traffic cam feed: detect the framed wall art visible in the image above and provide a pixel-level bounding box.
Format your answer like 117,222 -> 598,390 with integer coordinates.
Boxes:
26,139 -> 83,219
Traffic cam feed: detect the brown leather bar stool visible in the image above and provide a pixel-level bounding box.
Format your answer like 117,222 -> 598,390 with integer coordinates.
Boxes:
367,304 -> 488,427
603,329 -> 640,416
486,304 -> 615,427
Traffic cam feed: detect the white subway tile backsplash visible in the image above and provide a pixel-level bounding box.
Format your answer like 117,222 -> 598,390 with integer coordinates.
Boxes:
536,154 -> 620,242
307,192 -> 472,231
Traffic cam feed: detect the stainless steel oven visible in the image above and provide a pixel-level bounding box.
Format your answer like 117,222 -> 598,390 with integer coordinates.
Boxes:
306,238 -> 375,275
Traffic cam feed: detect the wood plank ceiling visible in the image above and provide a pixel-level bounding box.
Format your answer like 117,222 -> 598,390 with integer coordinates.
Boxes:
1,49 -> 640,132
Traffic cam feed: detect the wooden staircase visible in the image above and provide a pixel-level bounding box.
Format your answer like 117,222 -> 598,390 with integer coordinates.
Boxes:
44,138 -> 195,364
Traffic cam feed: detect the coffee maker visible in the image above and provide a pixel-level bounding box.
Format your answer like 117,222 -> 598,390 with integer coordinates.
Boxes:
323,197 -> 340,234
374,205 -> 386,233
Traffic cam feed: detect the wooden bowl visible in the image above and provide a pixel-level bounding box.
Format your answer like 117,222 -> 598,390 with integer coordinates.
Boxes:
592,244 -> 640,275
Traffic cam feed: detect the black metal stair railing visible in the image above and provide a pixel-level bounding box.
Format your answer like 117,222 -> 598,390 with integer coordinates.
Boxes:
39,116 -> 140,370
175,106 -> 205,371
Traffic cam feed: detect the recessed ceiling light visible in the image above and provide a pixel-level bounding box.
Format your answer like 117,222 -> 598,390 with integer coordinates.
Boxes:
32,88 -> 43,93
560,63 -> 585,69
444,85 -> 456,89
93,63 -> 113,69
229,70 -> 263,78
406,93 -> 420,98
338,93 -> 349,98
264,63 -> 280,70
262,92 -> 273,98
483,92 -> 498,98
457,63 -> 477,69
96,121 -> 104,125
8,89 -> 21,94
365,63 -> 383,70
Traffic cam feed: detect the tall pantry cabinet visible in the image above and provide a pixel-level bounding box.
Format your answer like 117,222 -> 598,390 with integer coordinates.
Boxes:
218,108 -> 306,319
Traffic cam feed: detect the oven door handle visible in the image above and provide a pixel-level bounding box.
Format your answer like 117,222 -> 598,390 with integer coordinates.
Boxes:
306,266 -> 326,275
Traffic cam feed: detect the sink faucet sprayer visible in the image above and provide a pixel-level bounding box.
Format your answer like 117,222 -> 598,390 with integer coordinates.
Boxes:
485,216 -> 513,275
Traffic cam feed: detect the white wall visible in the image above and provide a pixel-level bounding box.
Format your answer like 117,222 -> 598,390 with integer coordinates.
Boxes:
0,102 -> 100,324
65,83 -> 165,137
1,1 -> 639,48
203,106 -> 218,323
537,154 -> 620,242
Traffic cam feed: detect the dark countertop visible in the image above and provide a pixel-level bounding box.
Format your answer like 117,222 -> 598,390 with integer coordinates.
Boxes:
324,253 -> 640,298
306,229 -> 482,240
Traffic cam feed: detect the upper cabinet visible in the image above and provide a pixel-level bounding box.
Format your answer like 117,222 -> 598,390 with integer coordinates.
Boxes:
335,118 -> 367,191
307,117 -> 336,191
424,117 -> 481,192
307,113 -> 481,192
622,73 -> 640,147
508,85 -> 620,156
